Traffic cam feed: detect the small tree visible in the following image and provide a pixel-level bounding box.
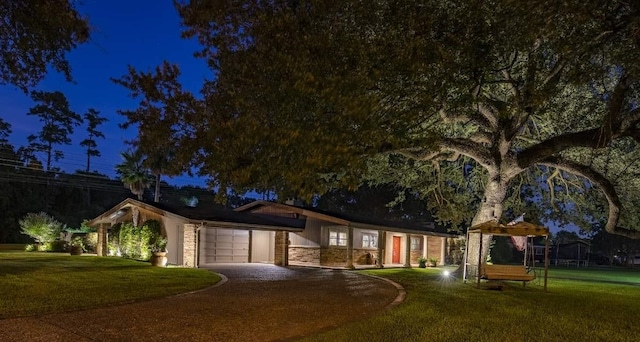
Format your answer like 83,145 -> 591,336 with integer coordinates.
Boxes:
19,212 -> 63,245
80,108 -> 107,172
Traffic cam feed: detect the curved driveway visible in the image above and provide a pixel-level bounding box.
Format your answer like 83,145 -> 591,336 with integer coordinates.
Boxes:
0,264 -> 401,342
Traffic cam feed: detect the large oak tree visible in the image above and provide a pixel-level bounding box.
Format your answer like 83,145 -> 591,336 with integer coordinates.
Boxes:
123,1 -> 640,273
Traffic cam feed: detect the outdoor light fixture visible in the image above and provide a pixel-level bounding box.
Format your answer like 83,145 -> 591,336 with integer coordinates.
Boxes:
442,270 -> 450,277
108,209 -> 127,220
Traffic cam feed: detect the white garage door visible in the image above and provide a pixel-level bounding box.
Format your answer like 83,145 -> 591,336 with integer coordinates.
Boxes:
201,228 -> 249,263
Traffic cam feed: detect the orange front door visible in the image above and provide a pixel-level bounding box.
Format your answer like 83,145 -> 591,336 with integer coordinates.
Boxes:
392,236 -> 401,264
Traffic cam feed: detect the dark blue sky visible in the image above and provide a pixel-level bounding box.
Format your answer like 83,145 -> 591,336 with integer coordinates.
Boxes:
0,0 -> 208,187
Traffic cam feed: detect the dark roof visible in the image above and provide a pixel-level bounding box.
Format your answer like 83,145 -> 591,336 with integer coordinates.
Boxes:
236,201 -> 453,236
128,198 -> 305,229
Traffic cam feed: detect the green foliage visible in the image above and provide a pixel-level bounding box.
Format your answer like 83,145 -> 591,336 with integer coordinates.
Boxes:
24,244 -> 35,252
116,221 -> 164,261
79,108 -> 107,172
45,240 -> 67,252
108,223 -> 122,256
26,90 -> 82,171
79,219 -> 95,233
153,0 -> 640,245
0,0 -> 90,91
115,149 -> 152,200
69,236 -> 85,251
19,212 -> 63,244
84,232 -> 98,253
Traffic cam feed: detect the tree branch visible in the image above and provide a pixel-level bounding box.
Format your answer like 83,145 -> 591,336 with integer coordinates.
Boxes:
539,157 -> 640,238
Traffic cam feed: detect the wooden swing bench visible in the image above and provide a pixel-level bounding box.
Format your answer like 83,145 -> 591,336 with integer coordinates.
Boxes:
481,264 -> 536,286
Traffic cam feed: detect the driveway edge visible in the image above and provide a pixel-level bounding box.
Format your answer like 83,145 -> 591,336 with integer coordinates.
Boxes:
356,273 -> 406,310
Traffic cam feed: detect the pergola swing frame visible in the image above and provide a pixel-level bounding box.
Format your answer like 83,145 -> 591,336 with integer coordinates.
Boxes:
463,220 -> 550,291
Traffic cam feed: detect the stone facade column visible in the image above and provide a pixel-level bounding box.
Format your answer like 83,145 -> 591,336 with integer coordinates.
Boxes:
96,223 -> 108,256
440,237 -> 446,266
182,224 -> 197,267
346,226 -> 354,269
404,233 -> 412,268
274,231 -> 289,266
376,230 -> 384,268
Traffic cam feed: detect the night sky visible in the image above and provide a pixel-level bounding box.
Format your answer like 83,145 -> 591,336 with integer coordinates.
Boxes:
0,0 -> 208,186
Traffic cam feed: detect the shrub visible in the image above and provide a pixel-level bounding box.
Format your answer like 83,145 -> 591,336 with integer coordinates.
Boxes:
45,240 -> 67,252
119,223 -> 140,259
69,236 -> 85,251
19,212 -> 63,245
84,233 -> 98,253
108,223 -> 122,256
24,244 -> 36,252
116,221 -> 164,261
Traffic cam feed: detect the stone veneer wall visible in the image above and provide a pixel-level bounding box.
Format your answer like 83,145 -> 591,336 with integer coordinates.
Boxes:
182,224 -> 197,267
317,247 -> 378,266
274,231 -> 289,266
289,246 -> 321,265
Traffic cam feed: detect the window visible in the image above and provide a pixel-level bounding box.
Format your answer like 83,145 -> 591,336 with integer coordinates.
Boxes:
329,229 -> 347,246
535,247 -> 544,256
362,233 -> 378,248
411,237 -> 421,251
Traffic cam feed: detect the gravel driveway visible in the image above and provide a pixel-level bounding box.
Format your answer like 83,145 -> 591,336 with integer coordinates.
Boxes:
0,264 -> 402,341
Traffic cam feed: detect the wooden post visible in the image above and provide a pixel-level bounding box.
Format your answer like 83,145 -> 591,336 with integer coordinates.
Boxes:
544,235 -> 550,292
404,233 -> 412,268
423,235 -> 428,259
96,223 -> 108,256
346,226 -> 354,269
376,230 -> 384,268
440,237 -> 446,266
477,232 -> 483,288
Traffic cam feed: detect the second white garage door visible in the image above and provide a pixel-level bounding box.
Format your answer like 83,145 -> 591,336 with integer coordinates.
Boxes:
201,228 -> 249,263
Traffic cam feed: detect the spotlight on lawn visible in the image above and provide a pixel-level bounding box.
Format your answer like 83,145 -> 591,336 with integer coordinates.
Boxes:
442,270 -> 451,277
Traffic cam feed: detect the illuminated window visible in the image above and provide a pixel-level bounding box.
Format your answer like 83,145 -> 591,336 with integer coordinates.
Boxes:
411,237 -> 421,250
362,233 -> 378,248
329,229 -> 347,246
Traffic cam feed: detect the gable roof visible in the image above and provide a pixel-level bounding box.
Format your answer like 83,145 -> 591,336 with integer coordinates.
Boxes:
235,200 -> 454,237
88,198 -> 305,231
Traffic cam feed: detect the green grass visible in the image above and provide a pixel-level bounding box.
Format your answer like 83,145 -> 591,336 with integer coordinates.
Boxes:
0,252 -> 220,319
546,266 -> 640,283
303,267 -> 640,342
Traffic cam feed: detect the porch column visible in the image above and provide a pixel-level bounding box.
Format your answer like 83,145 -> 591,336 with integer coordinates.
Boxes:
423,235 -> 428,259
376,230 -> 384,268
274,231 -> 289,266
96,223 -> 108,256
440,237 -> 446,266
346,226 -> 354,269
404,233 -> 412,268
182,224 -> 197,267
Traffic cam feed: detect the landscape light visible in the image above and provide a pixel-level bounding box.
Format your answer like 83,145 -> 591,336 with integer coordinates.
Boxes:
442,270 -> 450,277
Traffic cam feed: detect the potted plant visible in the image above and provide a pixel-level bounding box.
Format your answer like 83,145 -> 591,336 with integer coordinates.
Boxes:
150,236 -> 168,267
68,236 -> 85,255
418,256 -> 427,268
428,257 -> 438,267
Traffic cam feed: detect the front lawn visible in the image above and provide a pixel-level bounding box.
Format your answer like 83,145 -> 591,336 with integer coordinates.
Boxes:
0,252 -> 220,319
304,267 -> 640,342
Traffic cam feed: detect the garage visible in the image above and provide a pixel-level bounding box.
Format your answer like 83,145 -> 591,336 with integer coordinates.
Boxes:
200,228 -> 250,263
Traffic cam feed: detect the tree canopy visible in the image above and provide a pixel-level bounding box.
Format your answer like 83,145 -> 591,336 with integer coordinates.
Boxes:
117,0 -> 640,272
168,0 -> 640,236
0,0 -> 90,91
